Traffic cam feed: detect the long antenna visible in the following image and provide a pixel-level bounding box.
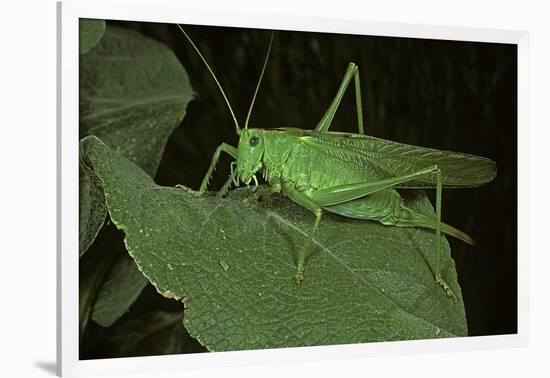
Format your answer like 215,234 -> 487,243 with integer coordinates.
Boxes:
244,32 -> 274,130
177,25 -> 241,134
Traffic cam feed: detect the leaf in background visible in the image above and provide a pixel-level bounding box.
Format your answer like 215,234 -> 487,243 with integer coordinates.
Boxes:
79,161 -> 107,256
79,24 -> 193,256
82,135 -> 467,351
80,25 -> 193,174
90,253 -> 148,327
97,311 -> 204,358
79,19 -> 106,55
79,226 -> 122,335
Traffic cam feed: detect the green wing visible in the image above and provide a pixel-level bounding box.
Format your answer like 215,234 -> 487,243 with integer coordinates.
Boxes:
299,130 -> 497,188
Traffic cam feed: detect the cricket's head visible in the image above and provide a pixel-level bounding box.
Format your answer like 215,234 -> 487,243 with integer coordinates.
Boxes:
236,129 -> 265,185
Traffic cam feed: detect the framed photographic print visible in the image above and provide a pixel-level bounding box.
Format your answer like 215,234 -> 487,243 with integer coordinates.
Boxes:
58,0 -> 528,376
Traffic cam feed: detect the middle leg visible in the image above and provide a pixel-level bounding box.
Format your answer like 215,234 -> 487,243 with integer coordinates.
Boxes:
282,184 -> 323,284
315,62 -> 365,134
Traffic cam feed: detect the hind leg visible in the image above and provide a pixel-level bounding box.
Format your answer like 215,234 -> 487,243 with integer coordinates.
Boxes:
311,166 -> 456,301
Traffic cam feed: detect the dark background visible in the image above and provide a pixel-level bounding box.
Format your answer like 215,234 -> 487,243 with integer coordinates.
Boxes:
111,21 -> 517,338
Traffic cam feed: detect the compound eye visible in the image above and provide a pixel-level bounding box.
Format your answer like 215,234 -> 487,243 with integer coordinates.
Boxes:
249,136 -> 260,146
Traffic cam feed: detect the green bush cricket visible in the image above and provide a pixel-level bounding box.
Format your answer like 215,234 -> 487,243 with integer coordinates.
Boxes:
177,25 -> 497,300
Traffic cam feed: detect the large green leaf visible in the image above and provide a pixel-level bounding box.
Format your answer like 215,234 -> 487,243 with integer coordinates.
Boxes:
79,24 -> 193,256
81,135 -> 467,351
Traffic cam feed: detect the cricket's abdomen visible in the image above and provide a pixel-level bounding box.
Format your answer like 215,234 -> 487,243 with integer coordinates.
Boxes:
322,190 -> 402,223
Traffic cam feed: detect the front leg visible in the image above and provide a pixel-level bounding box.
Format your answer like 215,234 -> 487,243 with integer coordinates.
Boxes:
198,143 -> 238,194
242,183 -> 282,207
253,182 -> 281,200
